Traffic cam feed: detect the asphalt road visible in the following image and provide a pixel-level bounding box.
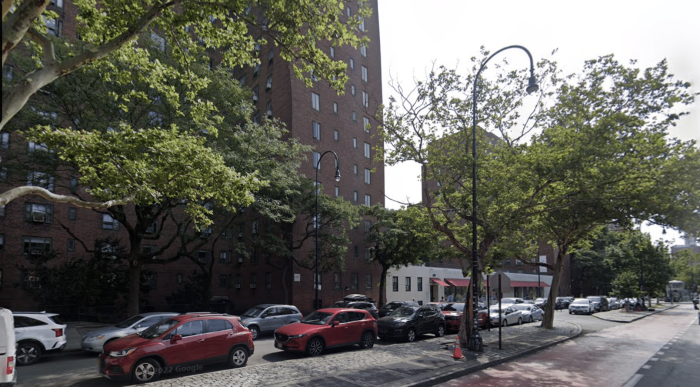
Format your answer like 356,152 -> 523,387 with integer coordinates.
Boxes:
14,310 -> 625,386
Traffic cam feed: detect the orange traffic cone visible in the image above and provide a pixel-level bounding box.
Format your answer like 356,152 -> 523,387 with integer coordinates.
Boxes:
451,339 -> 464,360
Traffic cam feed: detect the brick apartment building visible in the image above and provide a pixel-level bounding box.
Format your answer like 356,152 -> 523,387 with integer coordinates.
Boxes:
0,0 -> 384,316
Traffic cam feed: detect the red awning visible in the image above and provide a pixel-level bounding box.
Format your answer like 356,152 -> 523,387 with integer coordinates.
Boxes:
430,278 -> 450,287
445,278 -> 471,287
511,281 -> 550,287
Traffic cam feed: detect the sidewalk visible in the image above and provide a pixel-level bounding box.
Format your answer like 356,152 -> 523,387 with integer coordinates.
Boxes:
591,303 -> 678,323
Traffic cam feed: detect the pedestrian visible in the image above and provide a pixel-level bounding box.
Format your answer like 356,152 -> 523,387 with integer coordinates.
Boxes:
440,296 -> 445,302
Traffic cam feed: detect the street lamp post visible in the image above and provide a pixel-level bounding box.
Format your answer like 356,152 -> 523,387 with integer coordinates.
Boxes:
314,151 -> 341,310
468,45 -> 538,352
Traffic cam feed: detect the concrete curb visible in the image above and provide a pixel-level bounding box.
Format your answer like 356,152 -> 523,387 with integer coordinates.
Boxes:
592,304 -> 678,323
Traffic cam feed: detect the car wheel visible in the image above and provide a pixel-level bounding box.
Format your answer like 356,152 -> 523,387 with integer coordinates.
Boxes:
569,311 -> 572,315
406,328 -> 416,342
16,342 -> 42,366
248,325 -> 260,340
359,331 -> 375,349
517,317 -> 523,325
131,358 -> 161,384
229,346 -> 248,368
528,316 -> 533,323
502,319 -> 508,327
306,337 -> 324,356
435,325 -> 445,337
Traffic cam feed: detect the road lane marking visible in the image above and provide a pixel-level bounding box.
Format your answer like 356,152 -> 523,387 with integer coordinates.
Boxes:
622,374 -> 643,387
642,365 -> 651,369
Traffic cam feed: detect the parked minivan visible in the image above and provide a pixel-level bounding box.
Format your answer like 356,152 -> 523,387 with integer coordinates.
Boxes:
0,308 -> 17,386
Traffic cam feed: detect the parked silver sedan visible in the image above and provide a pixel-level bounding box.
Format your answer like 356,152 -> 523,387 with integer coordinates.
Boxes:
513,304 -> 544,323
81,312 -> 177,353
488,305 -> 523,326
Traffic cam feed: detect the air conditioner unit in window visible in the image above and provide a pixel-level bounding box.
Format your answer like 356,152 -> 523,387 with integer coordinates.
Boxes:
266,81 -> 272,90
266,110 -> 272,117
31,213 -> 46,223
30,249 -> 44,256
252,95 -> 259,102
235,284 -> 241,289
250,284 -> 257,289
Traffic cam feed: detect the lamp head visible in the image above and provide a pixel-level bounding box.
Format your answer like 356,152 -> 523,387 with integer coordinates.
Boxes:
334,168 -> 341,182
526,75 -> 539,94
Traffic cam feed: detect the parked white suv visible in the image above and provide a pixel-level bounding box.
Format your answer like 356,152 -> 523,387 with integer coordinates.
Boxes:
0,308 -> 17,385
13,312 -> 67,366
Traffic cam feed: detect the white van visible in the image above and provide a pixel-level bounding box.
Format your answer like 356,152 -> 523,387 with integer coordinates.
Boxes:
0,308 -> 17,386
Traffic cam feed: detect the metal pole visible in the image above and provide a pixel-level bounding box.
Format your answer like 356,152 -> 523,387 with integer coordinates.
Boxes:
469,45 -> 538,352
538,259 -> 541,299
314,151 -> 340,310
486,274 -> 491,332
498,272 -> 502,350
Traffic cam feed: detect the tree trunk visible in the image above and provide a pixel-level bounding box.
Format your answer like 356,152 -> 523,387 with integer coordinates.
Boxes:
457,284 -> 473,347
542,244 -> 567,329
378,265 -> 389,308
127,263 -> 141,316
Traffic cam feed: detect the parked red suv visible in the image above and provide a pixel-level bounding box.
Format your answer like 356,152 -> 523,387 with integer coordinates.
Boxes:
440,303 -> 490,331
273,308 -> 377,356
99,313 -> 253,383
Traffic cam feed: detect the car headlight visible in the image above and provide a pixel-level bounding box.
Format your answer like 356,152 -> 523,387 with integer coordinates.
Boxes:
288,334 -> 307,339
85,335 -> 105,341
109,348 -> 137,357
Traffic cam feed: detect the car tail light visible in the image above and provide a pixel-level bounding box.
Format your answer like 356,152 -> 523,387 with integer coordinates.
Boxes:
6,356 -> 14,375
53,328 -> 64,337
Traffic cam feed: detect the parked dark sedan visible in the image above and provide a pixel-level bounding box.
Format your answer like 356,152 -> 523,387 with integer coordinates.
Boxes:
378,301 -> 419,318
376,305 -> 445,342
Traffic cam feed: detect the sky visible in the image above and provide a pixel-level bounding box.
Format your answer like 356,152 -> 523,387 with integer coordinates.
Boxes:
376,0 -> 700,247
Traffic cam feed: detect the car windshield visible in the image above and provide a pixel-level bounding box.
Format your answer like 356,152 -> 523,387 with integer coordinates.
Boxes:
301,311 -> 333,325
383,302 -> 403,310
390,307 -> 417,317
587,297 -> 601,301
572,300 -> 589,305
442,303 -> 464,312
489,307 -> 504,313
514,305 -> 530,311
138,318 -> 179,339
241,307 -> 266,317
115,315 -> 145,328
330,301 -> 348,308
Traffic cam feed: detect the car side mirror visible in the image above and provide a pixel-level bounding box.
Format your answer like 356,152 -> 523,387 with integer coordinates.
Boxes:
170,334 -> 183,344
331,320 -> 340,327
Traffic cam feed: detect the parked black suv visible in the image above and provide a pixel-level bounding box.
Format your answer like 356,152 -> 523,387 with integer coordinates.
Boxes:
378,301 -> 419,318
329,301 -> 378,319
376,304 -> 445,342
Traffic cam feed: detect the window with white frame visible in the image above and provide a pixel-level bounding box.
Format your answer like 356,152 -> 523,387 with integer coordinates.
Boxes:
27,171 -> 55,192
352,111 -> 357,122
266,74 -> 272,90
364,142 -> 370,158
364,194 -> 371,206
313,151 -> 321,170
252,85 -> 259,103
266,101 -> 272,118
330,47 -> 335,58
334,130 -> 338,141
364,169 -> 371,184
24,203 -> 53,224
360,44 -> 367,57
219,251 -> 230,264
351,85 -> 356,96
312,92 -> 320,111
27,141 -> 50,153
353,137 -> 357,148
333,102 -> 338,114
365,274 -> 372,289
405,277 -> 411,291
347,6 -> 351,17
51,0 -> 64,8
349,58 -> 355,70
353,191 -> 358,202
353,164 -> 358,175
102,213 -> 119,230
362,91 -> 369,107
351,273 -> 359,290
334,186 -> 339,197
44,16 -> 62,37
358,18 -> 365,32
363,117 -> 370,132
22,236 -> 52,256
362,66 -> 368,82
312,121 -> 321,140
253,63 -> 260,78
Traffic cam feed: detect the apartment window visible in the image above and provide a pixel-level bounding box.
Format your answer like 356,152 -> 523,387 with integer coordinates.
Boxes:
221,228 -> 234,239
236,274 -> 242,287
312,121 -> 321,140
352,111 -> 357,122
238,74 -> 246,86
44,16 -> 62,37
252,219 -> 259,235
349,58 -> 355,70
252,86 -> 259,103
266,74 -> 272,90
200,226 -> 212,238
146,219 -> 158,234
177,273 -> 183,284
251,247 -> 259,263
364,220 -> 371,235
67,239 -> 75,252
417,277 -> 423,291
364,194 -> 371,206
51,0 -> 64,8
313,151 -> 321,170
219,274 -> 229,288
0,205 -> 5,217
351,84 -> 356,96
27,141 -> 50,153
365,249 -> 371,262
24,203 -> 53,224
365,274 -> 372,290
70,177 -> 78,192
405,277 -> 411,291
1,132 -> 9,148
149,32 -> 164,51
219,251 -> 230,264
392,276 -> 399,292
360,44 -> 367,57
333,102 -> 338,114
253,63 -> 260,78
347,6 -> 351,17
268,49 -> 274,66
363,118 -> 371,133
68,207 -> 77,221
354,245 -> 359,257
196,250 -> 210,264
362,91 -> 369,107
102,213 -> 119,230
353,191 -> 358,203
266,272 -> 272,290
364,142 -> 370,158
253,111 -> 260,124
364,169 -> 371,184
334,130 -> 339,141
266,101 -> 272,118
0,234 -> 4,252
351,273 -> 359,290
27,171 -> 55,192
330,47 -> 335,58
505,258 -> 511,265
142,245 -> 157,260
312,92 -> 320,111
353,137 -> 358,148
515,259 -> 524,266
361,66 -> 368,82
22,236 -> 52,256
334,186 -> 339,197
353,164 -> 358,175
358,18 -> 365,32
143,273 -> 157,290
334,272 -> 341,290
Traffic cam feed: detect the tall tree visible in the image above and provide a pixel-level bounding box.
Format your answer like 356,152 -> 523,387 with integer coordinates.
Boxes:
362,204 -> 443,308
